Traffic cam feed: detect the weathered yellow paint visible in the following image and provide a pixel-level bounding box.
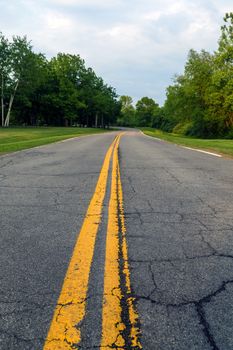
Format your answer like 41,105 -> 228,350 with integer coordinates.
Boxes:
117,161 -> 142,349
43,135 -> 119,350
101,135 -> 125,348
43,132 -> 141,349
101,134 -> 142,348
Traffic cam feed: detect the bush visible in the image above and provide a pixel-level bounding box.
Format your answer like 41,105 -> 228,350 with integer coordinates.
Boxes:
225,128 -> 233,139
172,122 -> 194,135
185,118 -> 226,138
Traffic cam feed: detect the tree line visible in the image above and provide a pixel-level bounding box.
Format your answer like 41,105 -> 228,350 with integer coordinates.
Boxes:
117,95 -> 161,128
0,34 -> 120,127
119,13 -> 233,138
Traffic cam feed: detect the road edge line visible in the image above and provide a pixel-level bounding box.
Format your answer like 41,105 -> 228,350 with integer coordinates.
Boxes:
181,146 -> 222,157
140,130 -> 223,158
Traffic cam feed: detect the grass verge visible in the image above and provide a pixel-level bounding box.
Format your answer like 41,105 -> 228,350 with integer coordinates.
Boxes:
0,127 -> 111,154
141,128 -> 233,157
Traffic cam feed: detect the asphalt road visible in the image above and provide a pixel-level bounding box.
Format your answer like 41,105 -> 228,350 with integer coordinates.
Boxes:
0,130 -> 233,350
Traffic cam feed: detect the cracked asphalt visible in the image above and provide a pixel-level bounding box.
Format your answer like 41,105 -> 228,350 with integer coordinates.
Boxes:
0,130 -> 233,349
121,131 -> 233,350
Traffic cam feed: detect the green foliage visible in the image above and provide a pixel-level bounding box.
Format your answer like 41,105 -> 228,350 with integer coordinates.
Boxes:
0,34 -> 46,126
118,95 -> 135,126
135,96 -> 165,127
136,97 -> 157,126
0,34 -> 120,127
159,13 -> 233,138
172,122 -> 194,135
117,95 -> 164,128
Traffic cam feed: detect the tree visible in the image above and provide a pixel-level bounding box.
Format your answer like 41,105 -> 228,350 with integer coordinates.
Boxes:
0,34 -> 45,127
118,96 -> 135,126
151,105 -> 163,129
161,13 -> 233,137
48,53 -> 86,126
205,13 -> 233,134
136,97 -> 158,126
7,36 -> 36,126
162,77 -> 187,132
162,50 -> 215,136
12,52 -> 48,126
0,33 -> 10,126
0,32 -> 120,128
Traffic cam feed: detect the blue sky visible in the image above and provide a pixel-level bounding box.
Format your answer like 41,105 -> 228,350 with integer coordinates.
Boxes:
0,0 -> 232,104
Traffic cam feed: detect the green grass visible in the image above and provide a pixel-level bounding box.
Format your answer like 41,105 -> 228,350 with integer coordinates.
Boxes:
0,127 -> 111,154
141,128 -> 233,157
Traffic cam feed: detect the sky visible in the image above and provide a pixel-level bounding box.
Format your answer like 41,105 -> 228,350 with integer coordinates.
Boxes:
0,0 -> 232,105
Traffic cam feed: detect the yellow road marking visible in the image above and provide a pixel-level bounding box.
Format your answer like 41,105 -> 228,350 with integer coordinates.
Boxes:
43,135 -> 119,350
117,163 -> 142,348
101,134 -> 141,349
101,136 -> 124,348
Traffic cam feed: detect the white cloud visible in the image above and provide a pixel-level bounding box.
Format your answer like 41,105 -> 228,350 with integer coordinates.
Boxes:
45,0 -> 123,8
142,11 -> 162,21
0,0 -> 231,104
43,11 -> 74,30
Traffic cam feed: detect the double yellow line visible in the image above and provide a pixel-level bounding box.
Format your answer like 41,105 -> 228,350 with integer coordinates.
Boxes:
43,133 -> 141,350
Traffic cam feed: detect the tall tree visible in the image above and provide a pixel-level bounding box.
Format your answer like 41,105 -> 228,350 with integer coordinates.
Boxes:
48,53 -> 86,126
0,35 -> 44,127
162,13 -> 233,137
136,97 -> 158,126
118,95 -> 135,126
0,33 -> 10,126
0,32 -> 120,128
5,36 -> 31,126
206,12 -> 233,133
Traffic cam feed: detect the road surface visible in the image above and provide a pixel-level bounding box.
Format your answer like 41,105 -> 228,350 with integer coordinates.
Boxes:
0,130 -> 233,350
